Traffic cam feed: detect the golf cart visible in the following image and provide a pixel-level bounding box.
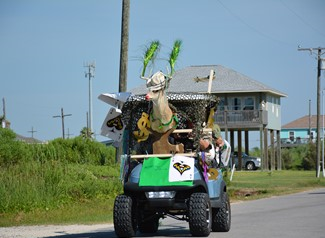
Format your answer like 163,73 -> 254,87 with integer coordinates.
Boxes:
102,91 -> 231,237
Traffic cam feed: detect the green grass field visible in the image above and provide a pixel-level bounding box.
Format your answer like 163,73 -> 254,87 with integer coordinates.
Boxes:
228,170 -> 325,201
1,170 -> 324,227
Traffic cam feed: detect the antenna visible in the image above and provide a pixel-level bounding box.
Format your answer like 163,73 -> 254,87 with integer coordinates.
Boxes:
84,61 -> 96,138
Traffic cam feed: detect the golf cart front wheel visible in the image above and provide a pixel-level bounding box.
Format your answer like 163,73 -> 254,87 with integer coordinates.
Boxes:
113,194 -> 137,237
188,192 -> 211,237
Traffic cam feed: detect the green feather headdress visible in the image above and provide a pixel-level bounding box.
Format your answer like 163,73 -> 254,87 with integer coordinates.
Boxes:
141,40 -> 160,77
168,40 -> 182,76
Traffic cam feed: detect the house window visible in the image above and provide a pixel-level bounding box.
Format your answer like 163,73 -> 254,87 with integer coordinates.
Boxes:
243,97 -> 255,110
217,97 -> 225,111
228,97 -> 241,110
289,131 -> 294,142
228,96 -> 255,110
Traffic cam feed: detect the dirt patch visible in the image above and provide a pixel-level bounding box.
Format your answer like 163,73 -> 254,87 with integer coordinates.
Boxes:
234,189 -> 266,197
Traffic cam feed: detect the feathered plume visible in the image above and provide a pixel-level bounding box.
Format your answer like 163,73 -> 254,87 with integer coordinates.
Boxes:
168,40 -> 182,76
141,40 -> 160,77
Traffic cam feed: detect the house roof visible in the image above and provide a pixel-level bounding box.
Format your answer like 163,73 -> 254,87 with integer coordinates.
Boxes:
282,115 -> 325,130
131,65 -> 287,97
16,134 -> 43,144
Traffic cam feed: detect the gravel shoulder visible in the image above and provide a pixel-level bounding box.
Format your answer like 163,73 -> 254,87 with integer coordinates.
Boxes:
0,223 -> 114,238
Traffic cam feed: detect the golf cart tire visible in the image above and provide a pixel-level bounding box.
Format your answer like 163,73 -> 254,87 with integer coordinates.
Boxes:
188,193 -> 212,237
113,195 -> 137,238
212,192 -> 231,232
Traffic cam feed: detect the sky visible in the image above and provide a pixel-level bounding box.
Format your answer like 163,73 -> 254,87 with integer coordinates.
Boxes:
0,0 -> 324,146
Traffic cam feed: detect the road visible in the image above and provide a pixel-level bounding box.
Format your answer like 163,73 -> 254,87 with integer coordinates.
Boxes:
1,188 -> 325,238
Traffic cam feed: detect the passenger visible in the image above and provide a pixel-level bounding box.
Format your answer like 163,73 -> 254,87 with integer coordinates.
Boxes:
199,132 -> 216,167
199,127 -> 231,168
214,135 -> 231,167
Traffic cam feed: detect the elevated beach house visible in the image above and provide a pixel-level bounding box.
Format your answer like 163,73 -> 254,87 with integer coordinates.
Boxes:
131,65 -> 287,170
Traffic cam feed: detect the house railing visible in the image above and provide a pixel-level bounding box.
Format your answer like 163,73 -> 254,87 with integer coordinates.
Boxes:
215,109 -> 267,128
280,137 -> 315,148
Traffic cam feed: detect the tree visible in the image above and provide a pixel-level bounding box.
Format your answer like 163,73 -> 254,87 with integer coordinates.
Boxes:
80,127 -> 93,139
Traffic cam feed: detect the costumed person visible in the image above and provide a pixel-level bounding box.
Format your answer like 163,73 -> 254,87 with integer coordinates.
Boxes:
214,134 -> 231,167
199,126 -> 231,168
199,132 -> 216,167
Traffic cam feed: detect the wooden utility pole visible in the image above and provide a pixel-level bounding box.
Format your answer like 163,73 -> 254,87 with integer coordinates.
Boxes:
2,98 -> 5,120
28,127 -> 37,138
116,0 -> 130,162
298,46 -> 325,177
1,98 -> 5,128
53,108 -> 72,139
119,0 -> 130,93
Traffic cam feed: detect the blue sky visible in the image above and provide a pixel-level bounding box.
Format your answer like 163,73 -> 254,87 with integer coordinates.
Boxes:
0,0 -> 324,146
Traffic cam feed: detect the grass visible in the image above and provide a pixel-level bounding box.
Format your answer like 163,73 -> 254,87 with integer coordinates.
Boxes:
1,170 -> 324,227
227,170 -> 325,201
0,199 -> 114,227
0,162 -> 122,227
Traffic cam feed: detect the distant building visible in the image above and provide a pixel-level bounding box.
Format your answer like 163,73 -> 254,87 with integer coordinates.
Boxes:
101,139 -> 114,147
281,115 -> 322,146
1,117 -> 43,144
15,134 -> 43,144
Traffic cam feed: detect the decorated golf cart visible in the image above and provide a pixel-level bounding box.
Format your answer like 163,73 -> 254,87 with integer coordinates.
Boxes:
99,41 -> 231,237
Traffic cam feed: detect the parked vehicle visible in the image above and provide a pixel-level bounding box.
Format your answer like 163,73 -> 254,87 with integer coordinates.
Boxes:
231,151 -> 261,170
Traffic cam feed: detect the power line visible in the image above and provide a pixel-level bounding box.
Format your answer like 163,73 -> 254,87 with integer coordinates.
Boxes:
216,0 -> 288,45
280,0 -> 325,39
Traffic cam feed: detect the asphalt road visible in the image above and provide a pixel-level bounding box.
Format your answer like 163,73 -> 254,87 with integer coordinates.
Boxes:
1,187 -> 325,238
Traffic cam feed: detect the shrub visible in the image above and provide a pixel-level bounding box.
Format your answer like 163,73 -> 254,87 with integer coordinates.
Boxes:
301,143 -> 316,170
0,129 -> 120,213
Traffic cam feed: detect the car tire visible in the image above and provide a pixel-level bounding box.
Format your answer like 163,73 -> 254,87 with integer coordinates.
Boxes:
212,192 -> 231,232
188,193 -> 211,237
113,195 -> 137,238
246,161 -> 256,170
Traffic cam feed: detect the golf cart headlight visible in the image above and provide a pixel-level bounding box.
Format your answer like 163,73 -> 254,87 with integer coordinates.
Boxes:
145,191 -> 176,199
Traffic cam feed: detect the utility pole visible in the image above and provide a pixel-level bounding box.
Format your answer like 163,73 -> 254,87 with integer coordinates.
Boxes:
2,98 -> 5,119
28,127 -> 37,138
53,108 -> 72,139
115,0 -> 130,163
84,61 -> 95,138
66,128 -> 73,139
298,46 -> 325,178
119,0 -> 130,93
309,99 -> 311,142
323,89 -> 325,178
1,98 -> 6,128
86,112 -> 89,138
